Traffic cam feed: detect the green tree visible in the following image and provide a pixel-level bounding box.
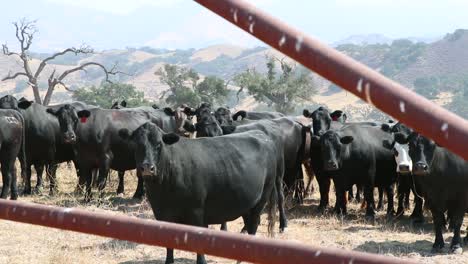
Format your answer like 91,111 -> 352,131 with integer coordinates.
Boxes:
72,82 -> 149,108
155,64 -> 228,106
413,76 -> 440,99
234,56 -> 315,113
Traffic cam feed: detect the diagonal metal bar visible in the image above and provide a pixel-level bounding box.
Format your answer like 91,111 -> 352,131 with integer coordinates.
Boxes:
194,0 -> 468,160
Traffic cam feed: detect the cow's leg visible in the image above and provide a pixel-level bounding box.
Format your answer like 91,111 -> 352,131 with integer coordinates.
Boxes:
186,209 -> 207,264
133,170 -> 145,199
46,164 -> 58,196
348,185 -> 355,202
404,189 -> 410,210
220,222 -> 227,231
376,187 -> 384,211
385,184 -> 395,217
0,161 -> 12,199
23,165 -> 32,195
431,208 -> 446,253
410,184 -> 425,224
9,163 -> 18,200
303,162 -> 315,196
275,174 -> 287,232
396,176 -> 409,217
355,184 -> 362,203
97,153 -> 112,196
449,210 -> 464,254
82,167 -> 94,202
364,185 -> 376,222
35,164 -> 45,193
165,248 -> 174,264
333,180 -> 347,216
116,171 -> 125,195
316,174 -> 330,213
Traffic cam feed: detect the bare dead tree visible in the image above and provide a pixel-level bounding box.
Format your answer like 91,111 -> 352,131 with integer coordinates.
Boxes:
1,18 -> 120,105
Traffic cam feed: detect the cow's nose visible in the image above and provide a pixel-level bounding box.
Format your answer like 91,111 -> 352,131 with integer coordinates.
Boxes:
327,161 -> 338,170
399,164 -> 410,172
140,163 -> 155,175
415,162 -> 428,171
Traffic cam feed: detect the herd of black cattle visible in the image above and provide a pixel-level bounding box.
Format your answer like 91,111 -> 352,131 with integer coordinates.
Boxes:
0,94 -> 466,264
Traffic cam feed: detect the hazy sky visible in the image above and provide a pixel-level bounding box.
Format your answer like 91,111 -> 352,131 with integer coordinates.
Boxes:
1,0 -> 467,52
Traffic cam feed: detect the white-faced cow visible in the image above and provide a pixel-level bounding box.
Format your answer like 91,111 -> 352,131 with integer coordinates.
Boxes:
395,132 -> 468,254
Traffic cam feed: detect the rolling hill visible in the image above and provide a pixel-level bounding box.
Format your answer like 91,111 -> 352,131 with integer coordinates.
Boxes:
0,29 -> 466,119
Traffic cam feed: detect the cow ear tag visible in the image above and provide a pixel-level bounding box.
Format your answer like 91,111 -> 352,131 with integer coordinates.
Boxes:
80,117 -> 88,123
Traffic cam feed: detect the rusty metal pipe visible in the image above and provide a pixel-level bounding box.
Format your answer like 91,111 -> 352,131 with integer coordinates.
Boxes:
194,0 -> 468,160
0,199 -> 416,264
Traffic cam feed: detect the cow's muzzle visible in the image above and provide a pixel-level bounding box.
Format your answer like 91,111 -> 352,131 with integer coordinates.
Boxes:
398,164 -> 411,174
64,133 -> 76,144
140,163 -> 155,176
325,160 -> 339,171
413,162 -> 428,176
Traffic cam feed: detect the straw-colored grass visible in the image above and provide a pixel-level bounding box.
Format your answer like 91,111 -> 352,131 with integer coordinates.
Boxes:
0,164 -> 466,263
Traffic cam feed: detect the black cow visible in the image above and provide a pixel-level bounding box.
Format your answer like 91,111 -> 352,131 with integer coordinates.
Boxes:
303,107 -> 353,211
232,110 -> 285,121
49,105 -> 193,200
395,132 -> 468,254
313,124 -> 397,220
222,117 -> 308,231
0,97 -> 90,195
214,106 -> 233,125
108,101 -> 193,194
0,109 -> 26,199
119,123 -> 280,264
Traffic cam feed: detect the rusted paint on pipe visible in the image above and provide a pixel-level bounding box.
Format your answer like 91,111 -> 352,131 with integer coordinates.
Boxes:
0,200 -> 417,264
194,0 -> 468,160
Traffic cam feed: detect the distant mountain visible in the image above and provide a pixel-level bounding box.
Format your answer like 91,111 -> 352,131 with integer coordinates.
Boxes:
334,34 -> 393,46
334,33 -> 441,47
0,29 -> 466,118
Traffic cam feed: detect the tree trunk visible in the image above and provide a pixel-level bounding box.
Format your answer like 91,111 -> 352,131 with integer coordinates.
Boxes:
31,83 -> 42,105
42,84 -> 55,106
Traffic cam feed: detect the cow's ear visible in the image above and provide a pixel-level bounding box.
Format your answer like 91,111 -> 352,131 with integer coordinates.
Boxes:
382,139 -> 394,150
162,133 -> 180,145
111,102 -> 118,109
152,104 -> 159,109
163,107 -> 175,116
221,125 -> 236,135
120,100 -> 127,108
388,119 -> 395,124
46,108 -> 58,116
183,107 -> 196,116
77,110 -> 91,123
17,100 -> 32,109
330,110 -> 344,121
394,132 -> 408,144
303,109 -> 311,118
77,110 -> 91,118
340,135 -> 354,144
381,123 -> 391,132
183,122 -> 196,133
118,129 -> 131,140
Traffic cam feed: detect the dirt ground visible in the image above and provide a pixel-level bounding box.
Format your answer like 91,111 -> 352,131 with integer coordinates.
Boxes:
0,165 -> 466,264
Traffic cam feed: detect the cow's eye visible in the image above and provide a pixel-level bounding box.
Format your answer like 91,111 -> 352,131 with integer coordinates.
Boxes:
393,149 -> 399,157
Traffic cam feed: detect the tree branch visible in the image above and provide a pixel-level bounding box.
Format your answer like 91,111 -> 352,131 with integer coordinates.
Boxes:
34,44 -> 94,79
2,71 -> 29,81
57,62 -> 120,83
2,44 -> 20,57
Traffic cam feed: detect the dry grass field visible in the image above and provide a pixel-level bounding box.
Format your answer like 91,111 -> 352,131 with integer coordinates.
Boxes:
0,165 -> 466,264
